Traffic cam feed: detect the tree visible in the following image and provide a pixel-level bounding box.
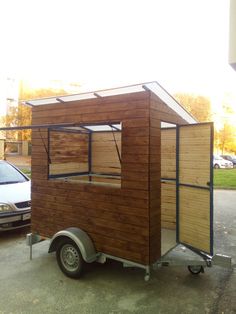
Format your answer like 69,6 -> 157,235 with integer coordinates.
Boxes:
1,86 -> 68,141
174,93 -> 212,122
215,103 -> 236,154
19,86 -> 68,101
216,122 -> 236,154
1,104 -> 32,140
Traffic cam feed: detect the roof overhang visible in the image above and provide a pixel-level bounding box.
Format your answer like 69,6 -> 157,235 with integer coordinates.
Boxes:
23,81 -> 197,124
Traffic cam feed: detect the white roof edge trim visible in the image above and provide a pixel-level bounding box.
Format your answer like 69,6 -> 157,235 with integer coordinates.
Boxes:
22,101 -> 33,107
144,82 -> 197,124
58,93 -> 97,102
24,98 -> 60,106
21,81 -> 153,107
21,81 -> 197,123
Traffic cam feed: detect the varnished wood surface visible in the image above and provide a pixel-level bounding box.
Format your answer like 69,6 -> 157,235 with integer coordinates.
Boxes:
31,92 -> 151,264
178,124 -> 212,254
179,124 -> 211,187
149,93 -> 187,262
179,186 -> 210,253
92,132 -> 121,175
31,90 -> 192,265
161,128 -> 176,179
161,182 -> 176,230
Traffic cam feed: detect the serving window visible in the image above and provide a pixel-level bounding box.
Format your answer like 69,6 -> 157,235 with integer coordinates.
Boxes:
48,123 -> 121,187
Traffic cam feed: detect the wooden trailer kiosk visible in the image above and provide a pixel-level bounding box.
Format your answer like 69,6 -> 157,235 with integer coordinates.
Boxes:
25,82 -> 219,278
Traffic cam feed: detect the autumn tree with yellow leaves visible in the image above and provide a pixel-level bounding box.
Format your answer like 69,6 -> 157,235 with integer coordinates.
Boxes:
174,93 -> 212,122
1,84 -> 68,141
174,93 -> 236,154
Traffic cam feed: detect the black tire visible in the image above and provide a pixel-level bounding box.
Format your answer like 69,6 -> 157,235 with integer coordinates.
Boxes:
56,239 -> 84,279
188,265 -> 204,275
214,164 -> 220,169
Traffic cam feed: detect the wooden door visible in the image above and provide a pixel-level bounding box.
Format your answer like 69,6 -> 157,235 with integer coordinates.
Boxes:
177,123 -> 214,255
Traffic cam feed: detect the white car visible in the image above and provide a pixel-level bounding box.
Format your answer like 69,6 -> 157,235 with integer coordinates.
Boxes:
0,160 -> 31,231
213,155 -> 233,169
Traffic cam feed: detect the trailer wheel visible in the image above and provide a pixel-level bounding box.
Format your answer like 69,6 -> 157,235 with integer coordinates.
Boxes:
56,239 -> 84,279
188,265 -> 204,275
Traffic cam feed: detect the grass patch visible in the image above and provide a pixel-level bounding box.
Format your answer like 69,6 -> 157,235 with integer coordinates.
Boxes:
20,168 -> 31,178
214,168 -> 236,189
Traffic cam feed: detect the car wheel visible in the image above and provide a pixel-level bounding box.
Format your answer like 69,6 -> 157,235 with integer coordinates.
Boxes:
214,164 -> 220,169
56,239 -> 84,279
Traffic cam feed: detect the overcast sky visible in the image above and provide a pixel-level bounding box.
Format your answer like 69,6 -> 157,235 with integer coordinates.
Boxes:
1,0 -> 235,105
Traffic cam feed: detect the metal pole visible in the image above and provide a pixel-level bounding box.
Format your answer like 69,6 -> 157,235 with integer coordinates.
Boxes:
88,133 -> 92,182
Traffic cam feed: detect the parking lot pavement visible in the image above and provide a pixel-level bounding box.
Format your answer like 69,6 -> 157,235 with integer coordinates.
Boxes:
5,156 -> 31,172
0,191 -> 235,314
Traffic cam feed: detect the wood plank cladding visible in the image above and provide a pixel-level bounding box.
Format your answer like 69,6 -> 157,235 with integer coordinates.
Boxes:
32,93 -> 150,125
49,130 -> 89,175
161,128 -> 176,179
178,123 -> 212,254
161,128 -> 176,230
92,132 -> 121,175
179,124 -> 211,187
179,186 -> 210,253
50,131 -> 88,163
148,93 -> 187,263
31,90 -> 189,266
31,92 -> 151,265
149,118 -> 161,263
161,182 -> 176,230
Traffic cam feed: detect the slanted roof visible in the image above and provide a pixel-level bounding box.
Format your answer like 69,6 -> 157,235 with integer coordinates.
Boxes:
23,81 -> 197,124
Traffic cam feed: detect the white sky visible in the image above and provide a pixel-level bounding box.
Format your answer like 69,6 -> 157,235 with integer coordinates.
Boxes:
0,0 -> 236,111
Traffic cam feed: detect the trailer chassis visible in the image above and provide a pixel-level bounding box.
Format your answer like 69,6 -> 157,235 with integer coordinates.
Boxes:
26,228 -> 231,281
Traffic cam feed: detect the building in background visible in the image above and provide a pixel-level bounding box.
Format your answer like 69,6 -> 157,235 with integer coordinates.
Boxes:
229,0 -> 236,70
0,76 -> 19,158
0,76 -> 19,117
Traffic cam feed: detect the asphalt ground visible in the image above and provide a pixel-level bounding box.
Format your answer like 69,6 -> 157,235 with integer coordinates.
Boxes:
0,190 -> 235,314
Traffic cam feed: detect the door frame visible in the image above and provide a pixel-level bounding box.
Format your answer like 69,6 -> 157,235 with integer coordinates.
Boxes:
176,122 -> 214,256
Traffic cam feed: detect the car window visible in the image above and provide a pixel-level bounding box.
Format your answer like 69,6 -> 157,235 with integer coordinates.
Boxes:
214,156 -> 223,160
0,162 -> 27,184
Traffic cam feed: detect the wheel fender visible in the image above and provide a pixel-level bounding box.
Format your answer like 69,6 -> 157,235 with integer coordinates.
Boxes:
48,227 -> 97,263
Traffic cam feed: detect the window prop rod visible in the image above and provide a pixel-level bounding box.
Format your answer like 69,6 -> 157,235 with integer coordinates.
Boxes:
39,129 -> 51,164
110,125 -> 121,165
